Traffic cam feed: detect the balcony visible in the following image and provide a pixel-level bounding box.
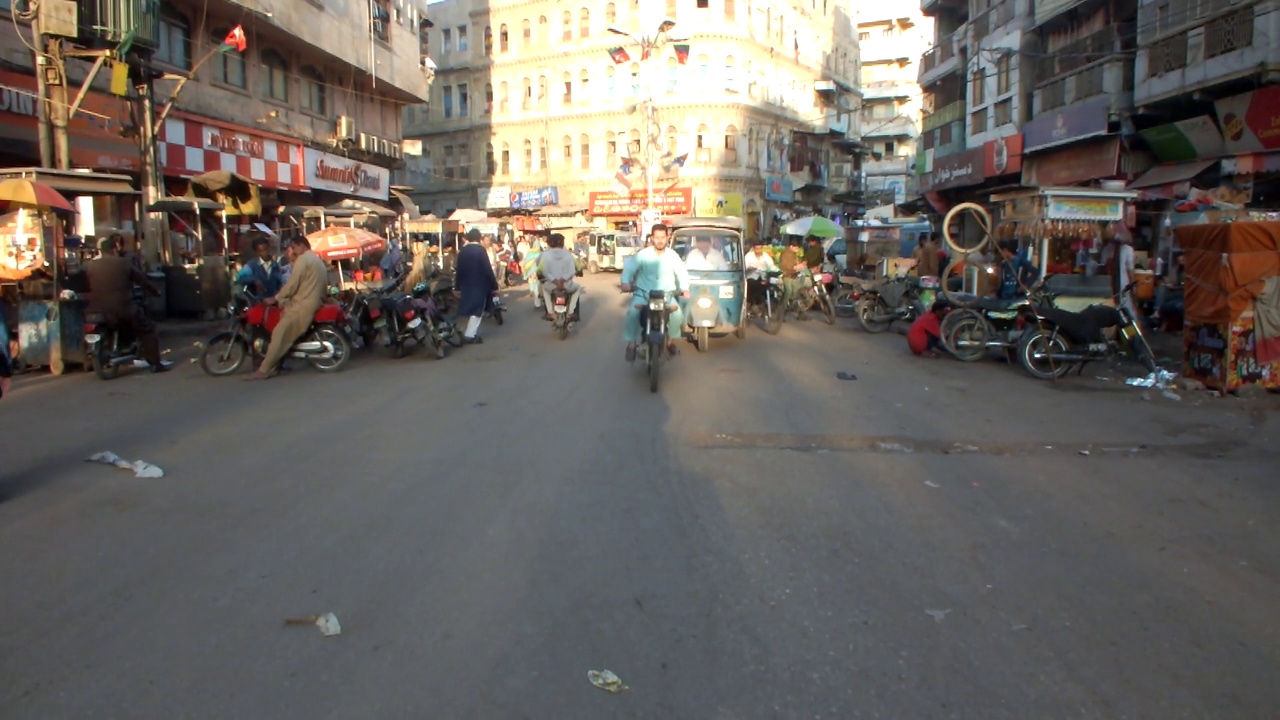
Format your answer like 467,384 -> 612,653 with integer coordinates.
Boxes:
1034,28 -> 1124,84
922,0 -> 966,17
1135,2 -> 1279,106
1034,57 -> 1135,114
863,116 -> 918,138
862,81 -> 915,101
922,99 -> 964,133
864,156 -> 914,176
920,43 -> 963,87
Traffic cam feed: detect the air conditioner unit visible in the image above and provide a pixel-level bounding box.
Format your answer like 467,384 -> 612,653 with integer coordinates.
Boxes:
360,133 -> 381,152
831,162 -> 851,180
335,115 -> 356,141
387,143 -> 402,160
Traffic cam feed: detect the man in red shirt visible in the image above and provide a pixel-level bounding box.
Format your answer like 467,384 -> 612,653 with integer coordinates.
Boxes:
907,302 -> 948,357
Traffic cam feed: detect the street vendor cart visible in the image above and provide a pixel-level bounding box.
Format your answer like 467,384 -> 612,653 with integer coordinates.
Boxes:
149,197 -> 230,318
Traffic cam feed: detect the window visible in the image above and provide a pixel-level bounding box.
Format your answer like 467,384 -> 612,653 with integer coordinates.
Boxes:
725,56 -> 737,92
628,129 -> 640,156
538,76 -> 548,106
666,125 -> 678,155
210,27 -> 246,87
458,83 -> 469,116
580,70 -> 590,102
725,0 -> 735,22
697,54 -> 710,86
607,132 -> 618,160
484,26 -> 493,55
580,8 -> 590,38
484,83 -> 493,114
563,11 -> 573,41
499,81 -> 509,112
970,107 -> 988,134
443,84 -> 454,118
563,72 -> 573,104
580,134 -> 591,169
539,16 -> 548,43
501,143 -> 511,174
301,67 -> 326,115
696,124 -> 711,163
563,135 -> 573,162
859,31 -> 870,41
994,98 -> 1013,127
539,138 -> 548,169
666,0 -> 677,21
724,125 -> 738,163
996,55 -> 1010,95
667,57 -> 678,94
607,66 -> 617,98
522,19 -> 531,46
443,144 -> 455,179
883,141 -> 896,155
260,51 -> 289,101
522,78 -> 532,108
443,28 -> 453,52
486,143 -> 496,176
458,143 -> 470,179
156,9 -> 191,69
457,25 -> 469,52
371,0 -> 391,41
523,139 -> 533,172
630,62 -> 641,95
606,2 -> 617,25
970,70 -> 984,106
500,24 -> 509,52
697,0 -> 709,7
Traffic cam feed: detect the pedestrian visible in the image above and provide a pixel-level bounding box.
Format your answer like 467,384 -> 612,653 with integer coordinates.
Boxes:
522,236 -> 544,308
779,239 -> 803,319
247,236 -> 327,380
456,228 -> 499,344
0,320 -> 12,400
912,233 -> 941,280
908,301 -> 949,358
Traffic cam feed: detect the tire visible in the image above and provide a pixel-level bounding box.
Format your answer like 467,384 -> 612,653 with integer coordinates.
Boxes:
92,335 -> 118,380
199,332 -> 249,376
1017,327 -> 1073,380
763,306 -> 782,335
360,325 -> 377,352
819,296 -> 835,325
857,297 -> 892,334
493,307 -> 504,325
309,326 -> 352,372
695,326 -> 709,352
445,324 -> 465,348
834,289 -> 858,317
588,260 -> 599,274
940,254 -> 986,308
648,343 -> 661,393
942,202 -> 993,254
558,319 -> 569,340
943,310 -> 992,362
390,340 -> 409,359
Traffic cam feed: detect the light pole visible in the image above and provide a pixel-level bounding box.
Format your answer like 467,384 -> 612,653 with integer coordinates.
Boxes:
607,20 -> 678,223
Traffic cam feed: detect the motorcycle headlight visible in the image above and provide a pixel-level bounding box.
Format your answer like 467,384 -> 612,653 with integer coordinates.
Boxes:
649,300 -> 665,311
769,276 -> 780,285
696,297 -> 714,309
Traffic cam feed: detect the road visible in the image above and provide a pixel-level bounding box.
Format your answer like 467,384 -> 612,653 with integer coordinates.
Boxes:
2,272 -> 1278,719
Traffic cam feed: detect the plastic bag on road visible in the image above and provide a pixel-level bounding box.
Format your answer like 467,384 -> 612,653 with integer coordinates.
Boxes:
86,451 -> 164,478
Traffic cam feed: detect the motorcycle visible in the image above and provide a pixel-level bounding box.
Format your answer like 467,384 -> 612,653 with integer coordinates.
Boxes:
857,276 -> 924,333
199,294 -> 354,376
408,280 -> 455,357
632,288 -> 676,393
792,265 -> 837,325
1016,283 -> 1157,380
83,310 -> 143,380
547,279 -> 578,340
941,286 -> 1056,363
486,291 -> 506,325
833,274 -> 880,317
747,270 -> 784,335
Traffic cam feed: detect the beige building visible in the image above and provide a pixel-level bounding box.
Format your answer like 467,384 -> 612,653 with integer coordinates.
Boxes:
402,0 -> 862,239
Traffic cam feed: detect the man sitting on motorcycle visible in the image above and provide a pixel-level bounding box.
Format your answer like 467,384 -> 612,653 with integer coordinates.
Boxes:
619,223 -> 690,361
247,236 -> 328,380
85,236 -> 170,373
537,233 -> 582,321
744,241 -> 779,312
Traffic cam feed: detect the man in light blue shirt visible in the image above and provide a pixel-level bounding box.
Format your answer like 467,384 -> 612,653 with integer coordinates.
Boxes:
620,223 -> 690,361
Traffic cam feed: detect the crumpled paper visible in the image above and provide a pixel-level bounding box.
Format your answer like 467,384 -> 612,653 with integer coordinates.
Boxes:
587,669 -> 629,693
86,451 -> 164,478
284,613 -> 341,637
1125,369 -> 1177,390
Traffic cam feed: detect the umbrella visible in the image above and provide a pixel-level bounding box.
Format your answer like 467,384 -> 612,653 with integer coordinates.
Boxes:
448,208 -> 488,223
306,225 -> 386,261
0,178 -> 75,214
781,215 -> 842,239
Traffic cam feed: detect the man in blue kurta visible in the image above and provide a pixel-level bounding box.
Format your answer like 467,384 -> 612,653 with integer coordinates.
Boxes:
619,223 -> 690,361
456,228 -> 499,343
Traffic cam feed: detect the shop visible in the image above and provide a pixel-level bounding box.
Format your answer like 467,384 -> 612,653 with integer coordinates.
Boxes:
587,188 -> 693,229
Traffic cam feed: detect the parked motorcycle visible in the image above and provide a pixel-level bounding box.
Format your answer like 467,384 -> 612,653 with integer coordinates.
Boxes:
408,280 -> 453,357
632,288 -> 676,393
487,291 -> 505,325
941,286 -> 1055,362
747,270 -> 784,335
199,294 -> 353,376
83,310 -> 142,380
833,274 -> 879,317
856,277 -> 924,333
1016,284 -> 1157,380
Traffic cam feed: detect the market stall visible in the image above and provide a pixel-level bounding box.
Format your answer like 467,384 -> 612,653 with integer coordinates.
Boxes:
149,197 -> 230,318
1176,220 -> 1280,393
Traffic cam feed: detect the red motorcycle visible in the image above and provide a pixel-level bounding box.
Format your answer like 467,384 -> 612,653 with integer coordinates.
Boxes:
199,294 -> 353,376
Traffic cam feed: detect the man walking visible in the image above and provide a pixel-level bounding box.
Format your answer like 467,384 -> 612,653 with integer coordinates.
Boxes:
248,236 -> 327,380
456,228 -> 499,344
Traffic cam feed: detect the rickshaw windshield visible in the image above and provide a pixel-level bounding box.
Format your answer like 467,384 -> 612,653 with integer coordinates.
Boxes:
616,234 -> 644,248
672,229 -> 742,272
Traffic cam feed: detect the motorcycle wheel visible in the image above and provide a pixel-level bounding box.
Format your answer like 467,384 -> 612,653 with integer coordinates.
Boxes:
943,310 -> 991,362
857,297 -> 892,334
1017,328 -> 1073,380
360,324 -> 378,352
648,341 -> 661,393
695,326 -> 709,352
444,323 -> 465,348
200,332 -> 249,376
92,335 -> 118,380
309,326 -> 353,372
833,289 -> 858,317
390,340 -> 410,359
819,295 -> 835,325
493,307 -> 505,325
557,318 -> 569,340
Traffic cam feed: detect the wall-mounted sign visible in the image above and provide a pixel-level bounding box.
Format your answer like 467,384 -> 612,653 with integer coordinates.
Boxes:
509,186 -> 559,209
1215,84 -> 1280,154
1022,96 -> 1111,151
589,188 -> 693,215
928,147 -> 985,191
478,186 -> 511,209
1138,115 -> 1225,162
695,192 -> 744,217
983,133 -> 1024,177
303,147 -> 389,200
1020,137 -> 1120,187
1045,197 -> 1125,222
764,176 -> 794,202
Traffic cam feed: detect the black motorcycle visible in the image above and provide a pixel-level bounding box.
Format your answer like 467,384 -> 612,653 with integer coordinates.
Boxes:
83,310 -> 142,380
941,286 -> 1056,362
747,270 -> 784,335
634,288 -> 675,393
1016,283 -> 1157,380
857,276 -> 923,333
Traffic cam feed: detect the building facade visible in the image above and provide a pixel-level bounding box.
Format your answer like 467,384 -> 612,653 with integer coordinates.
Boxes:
401,0 -> 862,239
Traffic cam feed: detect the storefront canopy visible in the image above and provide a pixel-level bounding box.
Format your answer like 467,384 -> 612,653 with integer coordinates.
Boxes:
0,167 -> 136,195
1128,159 -> 1217,190
1175,221 -> 1280,324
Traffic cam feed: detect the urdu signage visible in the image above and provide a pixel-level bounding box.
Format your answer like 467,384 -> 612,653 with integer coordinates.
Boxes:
303,148 -> 389,200
927,147 -> 985,191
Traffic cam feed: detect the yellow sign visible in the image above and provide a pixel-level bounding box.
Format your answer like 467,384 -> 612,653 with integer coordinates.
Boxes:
694,192 -> 743,217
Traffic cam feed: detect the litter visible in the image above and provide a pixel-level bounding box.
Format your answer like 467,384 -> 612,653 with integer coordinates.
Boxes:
1078,450 -> 1090,456
946,444 -> 980,454
875,441 -> 913,453
836,371 -> 858,381
587,669 -> 629,694
86,451 -> 164,478
1125,369 -> 1177,390
925,608 -> 951,623
284,612 -> 341,637
923,480 -> 941,488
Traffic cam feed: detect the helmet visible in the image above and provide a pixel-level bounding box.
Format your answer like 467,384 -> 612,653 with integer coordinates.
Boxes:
412,281 -> 429,297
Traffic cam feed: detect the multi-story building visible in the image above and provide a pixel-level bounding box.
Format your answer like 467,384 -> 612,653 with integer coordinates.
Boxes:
856,11 -> 932,210
0,0 -> 431,246
401,0 -> 862,240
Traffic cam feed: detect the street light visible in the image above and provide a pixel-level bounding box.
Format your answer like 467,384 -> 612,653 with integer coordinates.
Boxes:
605,19 -> 679,222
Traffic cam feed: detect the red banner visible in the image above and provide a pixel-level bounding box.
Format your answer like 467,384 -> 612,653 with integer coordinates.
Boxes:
589,188 -> 693,216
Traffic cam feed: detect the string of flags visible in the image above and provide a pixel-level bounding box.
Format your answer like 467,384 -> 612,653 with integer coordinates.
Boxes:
607,42 -> 691,65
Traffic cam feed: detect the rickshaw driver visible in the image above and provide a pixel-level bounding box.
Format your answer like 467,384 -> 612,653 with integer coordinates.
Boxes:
619,223 -> 690,361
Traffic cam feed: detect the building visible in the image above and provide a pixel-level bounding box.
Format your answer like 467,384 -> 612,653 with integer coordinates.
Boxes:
855,11 -> 932,211
401,0 -> 862,240
0,0 -> 431,251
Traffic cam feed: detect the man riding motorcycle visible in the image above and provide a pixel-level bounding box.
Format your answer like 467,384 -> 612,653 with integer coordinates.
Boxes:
537,233 -> 582,321
743,241 -> 779,311
85,236 -> 170,373
619,223 -> 690,360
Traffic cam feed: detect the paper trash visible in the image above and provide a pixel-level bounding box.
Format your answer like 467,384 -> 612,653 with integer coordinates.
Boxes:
86,451 -> 164,478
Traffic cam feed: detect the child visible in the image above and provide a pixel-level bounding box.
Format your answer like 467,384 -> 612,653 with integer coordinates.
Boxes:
908,301 -> 949,358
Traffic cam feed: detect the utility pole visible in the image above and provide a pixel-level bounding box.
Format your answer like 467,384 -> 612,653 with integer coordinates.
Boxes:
31,9 -> 53,167
136,76 -> 165,264
48,36 -> 72,170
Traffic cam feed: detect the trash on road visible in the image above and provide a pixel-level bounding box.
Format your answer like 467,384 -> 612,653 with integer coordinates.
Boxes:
946,443 -> 980,454
875,441 -> 913,453
924,480 -> 941,488
925,608 -> 951,623
1078,450 -> 1090,456
86,451 -> 164,478
1162,390 -> 1182,402
836,371 -> 858,381
587,669 -> 629,693
284,612 -> 342,637
1125,369 -> 1177,389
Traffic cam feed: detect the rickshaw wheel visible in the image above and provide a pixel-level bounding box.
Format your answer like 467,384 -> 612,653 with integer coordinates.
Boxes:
588,261 -> 599,274
695,327 -> 709,353
734,323 -> 747,339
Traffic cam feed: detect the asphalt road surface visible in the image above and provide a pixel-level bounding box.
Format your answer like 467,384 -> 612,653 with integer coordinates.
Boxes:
2,273 -> 1278,719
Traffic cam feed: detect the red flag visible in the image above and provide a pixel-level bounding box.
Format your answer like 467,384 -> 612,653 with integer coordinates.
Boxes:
608,46 -> 630,64
641,47 -> 651,61
220,25 -> 247,53
673,43 -> 690,65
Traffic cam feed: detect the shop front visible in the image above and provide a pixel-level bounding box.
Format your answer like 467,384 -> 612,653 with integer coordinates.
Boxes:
1021,137 -> 1121,188
588,188 -> 693,229
1214,85 -> 1280,220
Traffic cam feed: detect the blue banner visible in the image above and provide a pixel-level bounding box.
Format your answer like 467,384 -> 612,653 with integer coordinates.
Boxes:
764,176 -> 793,202
509,187 -> 559,209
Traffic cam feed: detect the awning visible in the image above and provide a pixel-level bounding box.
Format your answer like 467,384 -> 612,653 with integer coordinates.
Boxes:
1128,159 -> 1217,189
0,168 -> 137,195
389,189 -> 421,218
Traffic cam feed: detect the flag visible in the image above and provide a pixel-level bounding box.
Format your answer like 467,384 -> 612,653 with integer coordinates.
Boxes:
108,60 -> 129,96
615,159 -> 633,189
219,25 -> 247,53
608,46 -> 630,64
641,47 -> 651,61
673,44 -> 690,65
670,153 -> 688,168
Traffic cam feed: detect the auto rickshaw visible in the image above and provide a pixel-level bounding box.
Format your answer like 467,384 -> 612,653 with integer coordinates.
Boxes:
586,231 -> 642,273
670,216 -> 747,352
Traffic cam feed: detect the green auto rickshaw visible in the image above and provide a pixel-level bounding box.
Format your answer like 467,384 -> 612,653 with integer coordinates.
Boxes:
670,217 -> 747,352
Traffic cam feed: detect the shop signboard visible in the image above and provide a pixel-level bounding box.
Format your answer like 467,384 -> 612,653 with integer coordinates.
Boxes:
764,176 -> 793,202
589,188 -> 693,215
928,147 -> 985,191
694,192 -> 744,217
1044,197 -> 1125,221
1215,84 -> 1280,154
0,69 -> 139,170
509,186 -> 559,209
477,186 -> 511,209
983,133 -> 1024,177
1138,115 -> 1225,162
1021,137 -> 1120,187
1022,96 -> 1111,151
302,147 -> 389,200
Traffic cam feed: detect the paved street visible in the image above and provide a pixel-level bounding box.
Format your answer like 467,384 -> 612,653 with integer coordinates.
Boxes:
2,272 -> 1278,719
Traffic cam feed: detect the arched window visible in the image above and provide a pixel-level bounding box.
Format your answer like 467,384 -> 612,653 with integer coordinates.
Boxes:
499,80 -> 509,112
499,24 -> 509,52
562,11 -> 573,41
485,143 -> 496,176
483,26 -> 493,55
666,125 -> 678,155
562,71 -> 573,104
605,2 -> 616,25
628,129 -> 640,156
260,49 -> 289,101
696,123 -> 711,163
522,77 -> 532,109
301,66 -> 326,114
666,57 -> 678,94
521,19 -> 531,46
606,131 -> 617,161
724,124 -> 738,164
538,15 -> 548,44
538,75 -> 548,106
157,8 -> 191,69
629,62 -> 640,95
523,139 -> 533,172
562,134 -> 573,163
580,69 -> 590,102
580,133 -> 591,169
725,55 -> 738,93
501,142 -> 510,174
539,137 -> 548,169
484,82 -> 493,114
579,8 -> 590,38
696,54 -> 710,85
211,27 -> 246,87
606,66 -> 616,99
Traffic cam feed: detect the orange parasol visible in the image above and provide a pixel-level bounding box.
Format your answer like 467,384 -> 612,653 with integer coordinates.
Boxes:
0,178 -> 76,214
306,226 -> 387,261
